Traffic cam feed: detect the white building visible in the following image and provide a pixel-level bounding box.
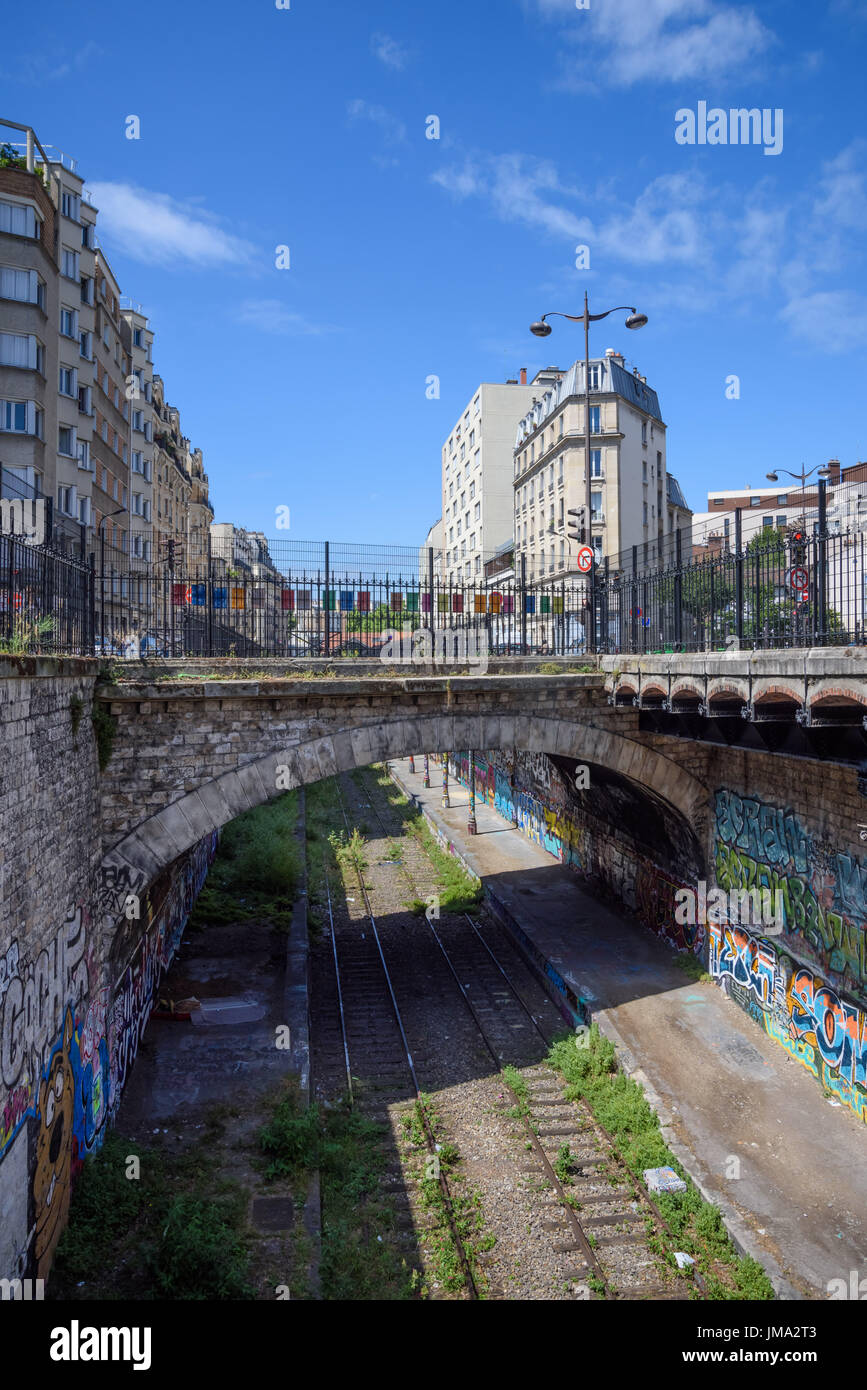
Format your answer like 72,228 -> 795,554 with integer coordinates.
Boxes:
512,350 -> 691,581
441,369 -> 563,588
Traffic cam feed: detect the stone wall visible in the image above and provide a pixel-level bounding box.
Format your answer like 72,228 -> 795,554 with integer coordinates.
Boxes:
0,660 -> 216,1282
449,740 -> 867,1124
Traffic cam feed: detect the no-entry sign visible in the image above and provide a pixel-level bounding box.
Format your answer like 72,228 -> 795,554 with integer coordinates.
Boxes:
576,545 -> 594,573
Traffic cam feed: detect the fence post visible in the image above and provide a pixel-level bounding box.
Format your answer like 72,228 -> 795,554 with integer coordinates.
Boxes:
631,545 -> 638,652
428,546 -> 435,645
674,528 -> 683,650
817,480 -> 828,642
734,507 -> 744,646
323,540 -> 330,657
520,551 -> 527,654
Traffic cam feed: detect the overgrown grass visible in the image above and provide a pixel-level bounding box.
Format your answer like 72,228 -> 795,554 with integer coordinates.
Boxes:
672,952 -> 712,984
363,765 -> 483,914
409,1097 -> 492,1296
258,1083 -> 416,1299
546,1026 -> 775,1300
188,791 -> 301,931
50,1131 -> 255,1300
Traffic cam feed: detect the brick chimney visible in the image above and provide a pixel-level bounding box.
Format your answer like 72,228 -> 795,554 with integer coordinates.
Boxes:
519,367 -> 527,385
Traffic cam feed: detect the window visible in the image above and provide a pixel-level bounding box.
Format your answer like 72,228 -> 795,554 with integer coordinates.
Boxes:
460,443 -> 466,460
558,456 -> 564,484
78,496 -> 90,526
641,421 -> 648,445
591,450 -> 602,478
59,365 -> 77,397
763,515 -> 774,529
657,451 -> 662,469
588,364 -> 600,389
0,400 -> 28,431
57,485 -> 75,516
61,191 -> 81,222
58,425 -> 76,455
101,468 -> 108,491
122,485 -> 127,507
0,332 -> 36,369
79,330 -> 92,360
77,440 -> 90,470
61,248 -> 79,280
81,222 -> 94,249
132,409 -> 144,431
777,494 -> 788,505
776,514 -> 787,528
77,385 -> 91,415
133,327 -> 144,348
589,406 -> 600,434
559,414 -> 564,437
469,532 -> 475,550
80,276 -> 93,305
102,419 -> 108,442
750,497 -> 761,507
642,460 -> 647,482
0,266 -> 43,306
131,450 -> 143,474
642,500 -> 648,525
474,502 -> 480,521
469,481 -> 475,500
0,199 -> 40,238
469,430 -> 475,447
592,492 -> 603,519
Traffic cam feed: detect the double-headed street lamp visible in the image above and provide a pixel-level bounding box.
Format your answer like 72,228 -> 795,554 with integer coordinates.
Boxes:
765,463 -> 833,522
530,295 -> 647,647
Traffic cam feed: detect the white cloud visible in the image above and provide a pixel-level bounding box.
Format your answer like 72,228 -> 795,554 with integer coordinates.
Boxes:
235,300 -> 334,335
346,99 -> 407,146
779,292 -> 867,354
86,182 -> 257,268
1,40 -> 101,83
434,154 -> 593,241
533,0 -> 774,87
371,33 -> 410,70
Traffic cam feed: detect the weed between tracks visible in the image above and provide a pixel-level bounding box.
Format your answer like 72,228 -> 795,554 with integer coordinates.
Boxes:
546,1026 -> 774,1300
402,1097 -> 494,1298
360,765 -> 483,914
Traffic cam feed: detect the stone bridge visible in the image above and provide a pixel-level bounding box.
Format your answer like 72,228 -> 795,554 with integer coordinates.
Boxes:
95,667 -> 711,928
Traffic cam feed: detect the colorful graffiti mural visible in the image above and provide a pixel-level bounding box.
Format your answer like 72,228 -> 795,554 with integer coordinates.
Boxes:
0,830 -> 218,1279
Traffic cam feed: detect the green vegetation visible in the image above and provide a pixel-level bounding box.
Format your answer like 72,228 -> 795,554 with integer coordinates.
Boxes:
538,661 -> 565,674
328,826 -> 367,877
363,765 -> 483,914
69,692 -> 84,739
408,1097 -> 493,1296
671,951 -> 712,984
188,791 -> 301,931
546,1026 -> 775,1300
0,615 -> 54,654
258,1083 -> 416,1299
91,702 -> 117,771
50,1130 -> 255,1300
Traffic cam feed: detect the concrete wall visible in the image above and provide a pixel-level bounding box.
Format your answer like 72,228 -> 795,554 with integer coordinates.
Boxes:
0,659 -> 216,1282
449,741 -> 867,1124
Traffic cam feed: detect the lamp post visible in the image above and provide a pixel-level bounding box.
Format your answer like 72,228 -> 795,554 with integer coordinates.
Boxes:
97,505 -> 126,655
468,749 -> 477,835
765,464 -> 833,529
423,752 -> 430,788
766,464 -> 833,639
531,295 -> 647,653
442,752 -> 450,809
409,754 -> 416,774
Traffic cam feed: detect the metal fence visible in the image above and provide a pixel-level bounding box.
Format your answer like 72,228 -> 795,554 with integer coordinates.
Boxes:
3,521 -> 867,658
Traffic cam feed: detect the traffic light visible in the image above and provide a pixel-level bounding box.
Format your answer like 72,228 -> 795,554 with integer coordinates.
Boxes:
567,506 -> 588,544
789,527 -> 806,566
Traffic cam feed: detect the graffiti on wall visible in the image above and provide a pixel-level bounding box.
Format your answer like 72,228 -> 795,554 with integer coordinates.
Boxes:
0,830 -> 218,1279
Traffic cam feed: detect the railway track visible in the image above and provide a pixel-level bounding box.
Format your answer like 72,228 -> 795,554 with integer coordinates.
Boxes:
309,764 -> 703,1300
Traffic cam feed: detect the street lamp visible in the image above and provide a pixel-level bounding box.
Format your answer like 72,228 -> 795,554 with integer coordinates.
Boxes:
765,464 -> 834,530
530,294 -> 647,650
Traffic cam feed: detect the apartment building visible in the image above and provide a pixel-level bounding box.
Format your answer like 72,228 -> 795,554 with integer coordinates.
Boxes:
512,350 -> 691,581
120,301 -> 155,564
420,518 -> 443,585
152,375 -> 193,568
211,522 -> 283,648
0,126 -> 98,547
90,249 -> 132,574
691,463 -> 847,553
441,368 -> 563,588
188,445 -> 213,568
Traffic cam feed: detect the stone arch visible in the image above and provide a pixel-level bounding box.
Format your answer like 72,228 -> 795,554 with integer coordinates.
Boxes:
96,713 -> 709,926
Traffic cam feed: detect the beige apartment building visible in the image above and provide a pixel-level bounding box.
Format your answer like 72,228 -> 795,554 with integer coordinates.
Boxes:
513,350 -> 691,582
441,368 -> 563,588
120,301 -> 155,565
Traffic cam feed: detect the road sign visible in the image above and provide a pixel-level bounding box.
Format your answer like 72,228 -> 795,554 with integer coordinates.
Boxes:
788,566 -> 809,591
576,545 -> 594,573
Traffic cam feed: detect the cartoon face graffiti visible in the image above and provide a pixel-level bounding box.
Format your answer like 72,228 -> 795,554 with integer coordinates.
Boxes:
33,1010 -> 75,1280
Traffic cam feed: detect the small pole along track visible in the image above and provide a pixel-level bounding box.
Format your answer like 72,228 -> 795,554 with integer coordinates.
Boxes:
349,761 -> 709,1302
327,777 -> 480,1299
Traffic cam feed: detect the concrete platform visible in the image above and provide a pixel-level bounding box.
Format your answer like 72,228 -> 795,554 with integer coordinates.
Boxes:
389,756 -> 867,1301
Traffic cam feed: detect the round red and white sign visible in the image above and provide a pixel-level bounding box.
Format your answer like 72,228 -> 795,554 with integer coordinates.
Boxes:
576,545 -> 594,573
788,566 -> 809,590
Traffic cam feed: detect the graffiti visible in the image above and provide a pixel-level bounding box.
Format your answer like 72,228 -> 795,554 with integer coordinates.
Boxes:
0,830 -> 219,1281
95,861 -> 147,924
788,970 -> 867,1090
708,922 -> 777,1007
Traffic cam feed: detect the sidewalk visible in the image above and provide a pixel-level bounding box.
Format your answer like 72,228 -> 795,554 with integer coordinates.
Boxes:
389,756 -> 867,1300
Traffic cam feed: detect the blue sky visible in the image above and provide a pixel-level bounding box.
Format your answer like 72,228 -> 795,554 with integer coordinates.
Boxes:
5,0 -> 867,544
